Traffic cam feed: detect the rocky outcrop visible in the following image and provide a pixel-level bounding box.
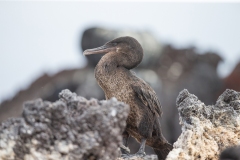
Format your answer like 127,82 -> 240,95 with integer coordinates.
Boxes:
1,88 -> 240,160
0,89 -> 129,160
167,89 -> 240,160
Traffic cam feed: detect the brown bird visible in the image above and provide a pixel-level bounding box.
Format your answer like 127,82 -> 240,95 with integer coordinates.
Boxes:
83,36 -> 173,160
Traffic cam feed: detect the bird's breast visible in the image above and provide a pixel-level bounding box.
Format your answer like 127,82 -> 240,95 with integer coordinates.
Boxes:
94,64 -> 132,100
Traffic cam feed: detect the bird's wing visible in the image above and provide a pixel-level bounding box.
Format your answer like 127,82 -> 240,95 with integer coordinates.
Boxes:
131,80 -> 162,117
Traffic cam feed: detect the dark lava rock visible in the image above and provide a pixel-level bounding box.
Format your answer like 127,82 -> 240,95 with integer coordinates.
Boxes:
0,89 -> 129,160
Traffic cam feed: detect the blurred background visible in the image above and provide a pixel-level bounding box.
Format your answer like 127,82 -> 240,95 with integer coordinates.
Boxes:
1,1 -> 240,154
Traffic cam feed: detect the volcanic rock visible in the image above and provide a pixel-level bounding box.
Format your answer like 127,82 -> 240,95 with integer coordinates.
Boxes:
0,89 -> 129,160
166,89 -> 240,160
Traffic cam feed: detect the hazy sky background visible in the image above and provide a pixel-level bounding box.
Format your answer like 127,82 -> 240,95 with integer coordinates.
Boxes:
1,2 -> 240,103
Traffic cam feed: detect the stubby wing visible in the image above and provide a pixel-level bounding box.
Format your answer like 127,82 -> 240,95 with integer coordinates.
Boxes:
131,81 -> 162,117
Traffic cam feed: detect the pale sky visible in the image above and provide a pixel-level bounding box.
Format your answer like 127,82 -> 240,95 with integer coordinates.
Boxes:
1,2 -> 240,103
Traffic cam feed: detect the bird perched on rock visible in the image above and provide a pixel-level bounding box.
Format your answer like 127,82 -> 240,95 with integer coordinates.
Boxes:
83,36 -> 172,160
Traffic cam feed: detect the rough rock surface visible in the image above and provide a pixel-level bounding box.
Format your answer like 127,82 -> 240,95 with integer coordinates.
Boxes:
0,89 -> 129,160
167,89 -> 240,160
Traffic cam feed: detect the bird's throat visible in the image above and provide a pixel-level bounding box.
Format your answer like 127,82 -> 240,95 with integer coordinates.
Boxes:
94,56 -> 119,93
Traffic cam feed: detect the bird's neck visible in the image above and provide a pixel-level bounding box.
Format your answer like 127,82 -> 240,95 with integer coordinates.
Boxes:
94,53 -> 119,91
94,51 -> 142,95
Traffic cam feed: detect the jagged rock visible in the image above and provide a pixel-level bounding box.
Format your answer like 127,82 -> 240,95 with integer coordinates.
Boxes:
167,89 -> 240,160
0,89 -> 129,160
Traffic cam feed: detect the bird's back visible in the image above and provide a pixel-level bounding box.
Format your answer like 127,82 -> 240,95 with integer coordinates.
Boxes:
129,72 -> 162,117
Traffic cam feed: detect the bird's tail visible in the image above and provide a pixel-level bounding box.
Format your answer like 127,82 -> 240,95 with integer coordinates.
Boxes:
153,143 -> 173,160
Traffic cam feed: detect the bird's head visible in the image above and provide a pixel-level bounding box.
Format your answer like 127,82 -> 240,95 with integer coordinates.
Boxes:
83,36 -> 143,69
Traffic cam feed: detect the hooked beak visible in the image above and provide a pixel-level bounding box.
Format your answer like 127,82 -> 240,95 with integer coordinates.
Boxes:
83,44 -> 114,56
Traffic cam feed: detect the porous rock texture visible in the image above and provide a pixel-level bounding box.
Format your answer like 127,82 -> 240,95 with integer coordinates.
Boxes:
0,89 -> 129,160
166,89 -> 240,160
